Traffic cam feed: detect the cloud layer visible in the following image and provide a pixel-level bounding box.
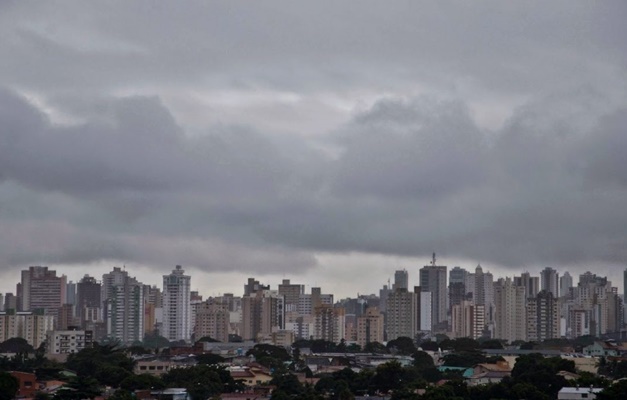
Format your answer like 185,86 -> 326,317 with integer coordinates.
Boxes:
1,2 -> 627,292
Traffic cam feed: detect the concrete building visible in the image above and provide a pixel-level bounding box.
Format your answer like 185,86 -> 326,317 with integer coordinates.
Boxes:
20,266 -> 67,320
278,279 -> 304,313
104,269 -> 144,344
0,311 -> 55,348
394,270 -> 409,291
560,272 -> 573,299
162,265 -> 191,342
451,301 -> 485,340
241,290 -> 285,341
76,275 -> 102,326
494,278 -> 527,342
385,288 -> 416,340
194,300 -> 230,343
356,307 -> 384,347
527,290 -> 559,342
514,272 -> 540,299
541,267 -> 560,299
449,267 -> 469,314
46,329 -> 93,355
419,254 -> 447,330
313,305 -> 345,343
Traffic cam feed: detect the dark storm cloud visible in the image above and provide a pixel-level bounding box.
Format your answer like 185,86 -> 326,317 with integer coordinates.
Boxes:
0,1 -> 626,279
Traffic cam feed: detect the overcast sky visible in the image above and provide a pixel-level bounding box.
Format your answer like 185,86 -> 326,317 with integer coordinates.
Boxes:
1,1 -> 627,298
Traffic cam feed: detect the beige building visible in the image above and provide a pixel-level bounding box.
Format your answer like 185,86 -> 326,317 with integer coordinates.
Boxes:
0,311 -> 55,348
194,301 -> 230,343
356,307 -> 384,347
241,290 -> 285,341
385,288 -> 417,341
46,329 -> 93,356
313,305 -> 345,343
494,278 -> 527,342
451,301 -> 485,340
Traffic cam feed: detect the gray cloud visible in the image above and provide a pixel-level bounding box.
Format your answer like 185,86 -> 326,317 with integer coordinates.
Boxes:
0,2 -> 626,290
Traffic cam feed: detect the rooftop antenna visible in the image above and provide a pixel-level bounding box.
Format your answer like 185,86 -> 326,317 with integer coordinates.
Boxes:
432,252 -> 436,266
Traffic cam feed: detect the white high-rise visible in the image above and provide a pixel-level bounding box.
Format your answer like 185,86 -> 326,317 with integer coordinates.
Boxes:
162,265 -> 191,342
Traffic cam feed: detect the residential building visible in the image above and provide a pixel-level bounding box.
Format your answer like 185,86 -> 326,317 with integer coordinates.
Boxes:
0,311 -> 55,348
20,266 -> 67,320
451,300 -> 485,340
162,265 -> 191,342
541,267 -> 559,298
394,270 -> 409,290
76,275 -> 102,326
526,290 -> 559,342
194,300 -> 230,343
419,254 -> 447,330
494,278 -> 527,342
313,305 -> 345,343
46,329 -> 93,355
104,270 -> 144,343
385,288 -> 416,340
514,272 -> 540,299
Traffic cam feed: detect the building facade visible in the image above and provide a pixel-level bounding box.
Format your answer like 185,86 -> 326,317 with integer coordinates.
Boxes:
162,265 -> 191,342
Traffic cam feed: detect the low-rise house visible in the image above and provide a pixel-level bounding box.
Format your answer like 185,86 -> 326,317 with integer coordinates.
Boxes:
467,361 -> 512,386
557,386 -> 603,400
229,364 -> 273,387
583,341 -> 627,357
9,371 -> 38,398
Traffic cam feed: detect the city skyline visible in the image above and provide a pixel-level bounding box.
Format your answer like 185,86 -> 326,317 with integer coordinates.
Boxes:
1,2 -> 627,298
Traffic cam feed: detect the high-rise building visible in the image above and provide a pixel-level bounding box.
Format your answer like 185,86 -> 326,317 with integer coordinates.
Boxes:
356,307 -> 384,347
560,272 -> 573,299
313,305 -> 345,343
4,293 -> 17,311
194,300 -> 230,343
385,288 -> 417,341
66,281 -> 77,306
278,279 -> 304,313
103,268 -> 144,344
451,300 -> 485,340
541,268 -> 559,298
514,272 -> 540,299
449,267 -> 468,314
20,266 -> 67,321
76,275 -> 102,326
241,290 -> 285,341
526,290 -> 559,342
0,311 -> 55,348
394,270 -> 409,291
419,254 -> 447,330
494,278 -> 527,342
162,265 -> 191,342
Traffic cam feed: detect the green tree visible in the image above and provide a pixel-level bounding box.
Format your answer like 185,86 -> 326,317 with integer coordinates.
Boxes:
386,337 -> 417,355
363,341 -> 388,354
0,372 -> 18,400
597,380 -> 627,400
120,374 -> 164,391
412,351 -> 434,371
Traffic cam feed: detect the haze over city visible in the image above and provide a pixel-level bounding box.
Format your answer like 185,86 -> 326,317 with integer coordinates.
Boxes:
1,2 -> 627,298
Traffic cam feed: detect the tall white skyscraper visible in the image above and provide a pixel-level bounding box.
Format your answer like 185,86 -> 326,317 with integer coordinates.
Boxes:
103,267 -> 145,343
162,265 -> 191,342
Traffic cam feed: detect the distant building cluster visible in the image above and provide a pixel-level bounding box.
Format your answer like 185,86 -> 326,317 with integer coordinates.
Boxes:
0,255 -> 626,349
